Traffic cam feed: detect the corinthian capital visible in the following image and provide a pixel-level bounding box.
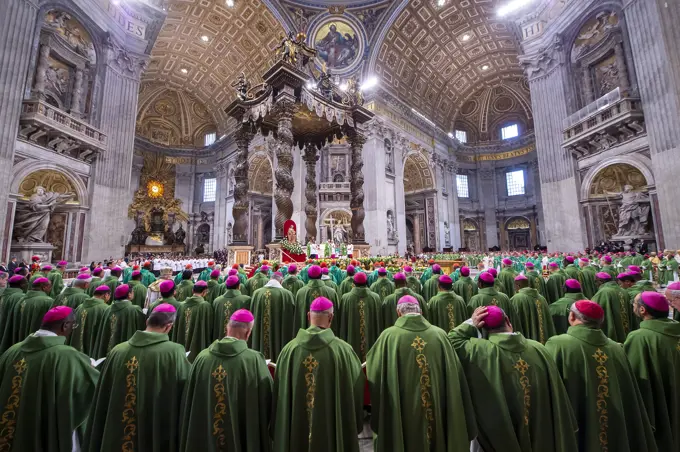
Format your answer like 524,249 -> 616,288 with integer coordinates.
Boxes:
106,37 -> 148,78
519,34 -> 564,81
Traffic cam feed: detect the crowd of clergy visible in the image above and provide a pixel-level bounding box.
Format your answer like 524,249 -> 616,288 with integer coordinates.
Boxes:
0,252 -> 678,452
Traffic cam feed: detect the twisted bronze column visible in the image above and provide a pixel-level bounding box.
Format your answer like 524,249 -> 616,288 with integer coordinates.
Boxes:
232,126 -> 253,244
348,130 -> 367,243
273,101 -> 296,238
303,143 -> 319,243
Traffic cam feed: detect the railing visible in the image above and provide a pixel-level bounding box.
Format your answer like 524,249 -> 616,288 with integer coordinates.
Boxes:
319,182 -> 351,191
20,99 -> 107,152
563,88 -> 621,130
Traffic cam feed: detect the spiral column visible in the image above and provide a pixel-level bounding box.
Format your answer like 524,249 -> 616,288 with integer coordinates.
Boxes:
303,143 -> 319,242
273,101 -> 297,238
232,127 -> 253,244
348,130 -> 367,243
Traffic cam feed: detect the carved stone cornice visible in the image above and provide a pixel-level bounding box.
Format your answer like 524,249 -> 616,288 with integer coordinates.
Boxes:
105,37 -> 148,79
519,35 -> 565,82
366,117 -> 391,140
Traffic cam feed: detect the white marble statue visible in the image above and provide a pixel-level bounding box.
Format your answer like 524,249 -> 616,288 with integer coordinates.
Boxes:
333,225 -> 347,244
609,185 -> 650,237
13,186 -> 74,243
444,221 -> 451,246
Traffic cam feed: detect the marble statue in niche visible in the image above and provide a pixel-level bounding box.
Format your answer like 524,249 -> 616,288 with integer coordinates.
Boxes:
444,221 -> 451,246
610,185 -> 650,237
387,210 -> 397,240
385,138 -> 394,172
13,186 -> 75,243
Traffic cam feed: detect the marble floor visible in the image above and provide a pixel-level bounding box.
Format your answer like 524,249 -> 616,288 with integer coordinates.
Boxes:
359,421 -> 373,451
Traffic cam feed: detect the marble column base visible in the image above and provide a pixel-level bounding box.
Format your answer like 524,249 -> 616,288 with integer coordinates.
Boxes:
11,242 -> 55,264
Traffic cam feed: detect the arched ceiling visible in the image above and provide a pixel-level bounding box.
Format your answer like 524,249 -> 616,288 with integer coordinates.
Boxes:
455,76 -> 532,142
141,0 -> 530,137
374,0 -> 524,129
248,154 -> 274,194
403,152 -> 434,193
136,82 -> 217,147
142,0 -> 286,128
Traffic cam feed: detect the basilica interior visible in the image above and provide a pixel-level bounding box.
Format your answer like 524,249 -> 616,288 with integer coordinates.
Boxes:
1,0 -> 677,264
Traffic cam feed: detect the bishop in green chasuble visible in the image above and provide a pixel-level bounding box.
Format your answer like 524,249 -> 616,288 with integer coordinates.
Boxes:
383,273 -> 428,328
0,306 -> 98,452
404,266 -> 423,295
0,276 -> 28,355
449,306 -> 578,452
625,291 -> 680,452
282,264 -> 304,297
546,300 -> 657,452
128,271 -> 149,309
172,281 -> 213,362
510,276 -> 556,344
422,265 -> 444,302
250,274 -> 296,362
452,266 -> 477,304
84,305 -> 190,452
181,309 -> 273,452
427,275 -> 468,333
497,259 -> 518,297
52,275 -> 90,309
339,278 -> 382,363
525,262 -> 548,300
175,270 -> 195,301
272,298 -> 364,452
14,277 -> 54,344
206,270 -> 225,303
466,272 -> 521,332
367,296 -> 477,452
212,276 -> 251,340
69,285 -> 111,358
244,267 -> 270,296
592,273 -> 632,342
93,284 -> 146,359
293,266 -> 339,334
549,279 -> 587,335
546,263 -> 567,304
369,269 -> 395,303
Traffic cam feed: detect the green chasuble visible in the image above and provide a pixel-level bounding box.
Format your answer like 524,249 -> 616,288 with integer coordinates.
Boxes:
546,272 -> 567,304
338,287 -> 382,362
601,265 -> 619,281
272,326 -> 364,452
244,272 -> 268,296
293,280 -> 339,334
322,278 -> 338,296
140,268 -> 156,287
382,288 -> 428,328
510,287 -> 556,344
579,267 -> 597,299
624,318 -> 680,452
282,275 -> 304,297
338,276 -> 355,298
172,295 -> 213,362
198,266 -> 214,282
122,267 -> 132,284
467,287 -> 521,332
212,289 -> 250,340
452,276 -> 477,304
497,268 -> 518,297
526,270 -> 548,300
93,300 -> 145,358
206,279 -> 224,303
546,325 -> 657,452
406,275 -> 422,295
592,281 -> 632,342
47,269 -> 64,298
0,288 -> 25,354
84,331 -> 190,452
449,323 -> 578,452
628,280 -> 656,300
420,267 -> 433,285
549,292 -> 585,335
127,280 -> 148,309
149,295 -> 181,314
69,297 -> 110,358
175,279 -> 194,301
422,274 -> 441,302
86,277 -> 102,296
14,290 -> 54,343
0,335 -> 98,452
52,286 -> 89,309
368,315 -> 477,452
427,290 -> 468,333
563,264 -> 581,282
250,284 -> 296,363
370,278 -> 395,303
665,259 -> 679,285
102,275 -> 120,296
180,338 -> 273,452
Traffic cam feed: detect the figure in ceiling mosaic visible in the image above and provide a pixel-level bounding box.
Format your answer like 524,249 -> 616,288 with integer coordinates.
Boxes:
313,20 -> 361,72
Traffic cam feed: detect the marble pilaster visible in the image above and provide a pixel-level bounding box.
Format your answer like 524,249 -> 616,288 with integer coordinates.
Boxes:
625,0 -> 680,248
84,40 -> 147,262
0,0 -> 38,262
